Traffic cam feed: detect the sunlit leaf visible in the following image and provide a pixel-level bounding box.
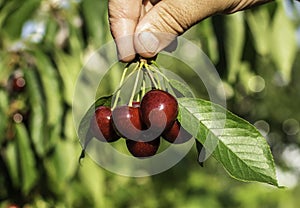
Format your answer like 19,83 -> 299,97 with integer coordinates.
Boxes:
246,8 -> 270,56
224,13 -> 245,83
270,2 -> 297,84
5,141 -> 20,189
178,97 -> 278,186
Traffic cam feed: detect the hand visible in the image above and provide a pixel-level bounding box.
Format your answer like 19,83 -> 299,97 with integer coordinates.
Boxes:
109,0 -> 272,62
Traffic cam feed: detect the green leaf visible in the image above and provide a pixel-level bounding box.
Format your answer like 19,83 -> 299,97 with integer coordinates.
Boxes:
64,109 -> 77,140
81,0 -> 109,45
198,19 -> 219,63
54,50 -> 82,105
33,50 -> 63,126
15,123 -> 38,195
78,95 -> 112,146
0,53 -> 12,83
270,2 -> 297,84
5,141 -> 20,189
246,8 -> 270,56
44,139 -> 78,193
0,90 -> 9,143
24,68 -> 46,156
78,157 -> 106,207
169,79 -> 194,98
1,0 -> 40,39
178,97 -> 278,186
224,13 -> 245,83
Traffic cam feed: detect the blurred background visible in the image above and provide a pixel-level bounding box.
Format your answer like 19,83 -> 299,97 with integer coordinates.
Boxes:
1,0 -> 300,207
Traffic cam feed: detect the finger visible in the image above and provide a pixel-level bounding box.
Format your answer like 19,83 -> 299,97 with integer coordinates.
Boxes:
108,0 -> 142,62
140,0 -> 154,20
223,0 -> 273,14
143,0 -> 154,13
134,0 -> 272,58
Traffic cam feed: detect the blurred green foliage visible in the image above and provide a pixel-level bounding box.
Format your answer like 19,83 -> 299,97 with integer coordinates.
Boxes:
0,0 -> 300,207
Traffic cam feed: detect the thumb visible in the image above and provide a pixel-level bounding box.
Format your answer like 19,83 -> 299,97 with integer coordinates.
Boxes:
134,0 -> 220,58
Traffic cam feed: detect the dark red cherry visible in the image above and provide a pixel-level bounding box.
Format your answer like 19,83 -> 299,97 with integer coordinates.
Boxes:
90,106 -> 119,142
9,71 -> 26,92
112,105 -> 144,140
12,76 -> 26,92
162,120 -> 192,144
140,89 -> 178,133
126,138 -> 160,157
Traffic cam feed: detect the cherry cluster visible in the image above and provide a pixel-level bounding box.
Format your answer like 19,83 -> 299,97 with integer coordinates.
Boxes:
89,89 -> 192,158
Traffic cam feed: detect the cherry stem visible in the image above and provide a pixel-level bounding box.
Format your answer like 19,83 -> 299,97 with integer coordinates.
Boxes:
112,66 -> 128,109
154,71 -> 162,89
149,61 -> 170,91
150,60 -> 160,69
112,62 -> 139,110
128,62 -> 142,106
144,63 -> 159,89
149,64 -> 170,83
141,76 -> 146,98
139,72 -> 145,100
149,62 -> 177,96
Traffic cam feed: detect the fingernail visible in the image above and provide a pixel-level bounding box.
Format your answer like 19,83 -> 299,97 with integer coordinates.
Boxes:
138,32 -> 159,54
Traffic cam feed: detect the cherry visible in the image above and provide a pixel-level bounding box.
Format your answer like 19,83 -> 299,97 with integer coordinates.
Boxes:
162,120 -> 192,144
126,138 -> 160,157
8,71 -> 26,93
12,76 -> 26,92
112,105 -> 144,140
140,89 -> 178,133
90,106 -> 119,142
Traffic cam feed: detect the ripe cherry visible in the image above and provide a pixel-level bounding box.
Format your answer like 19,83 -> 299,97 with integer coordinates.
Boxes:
90,106 -> 119,142
126,138 -> 160,157
112,105 -> 144,140
162,120 -> 192,144
12,76 -> 26,92
140,89 -> 178,133
8,71 -> 26,93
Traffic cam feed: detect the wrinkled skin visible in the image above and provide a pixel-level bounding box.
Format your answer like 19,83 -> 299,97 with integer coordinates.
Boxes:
108,0 -> 273,62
